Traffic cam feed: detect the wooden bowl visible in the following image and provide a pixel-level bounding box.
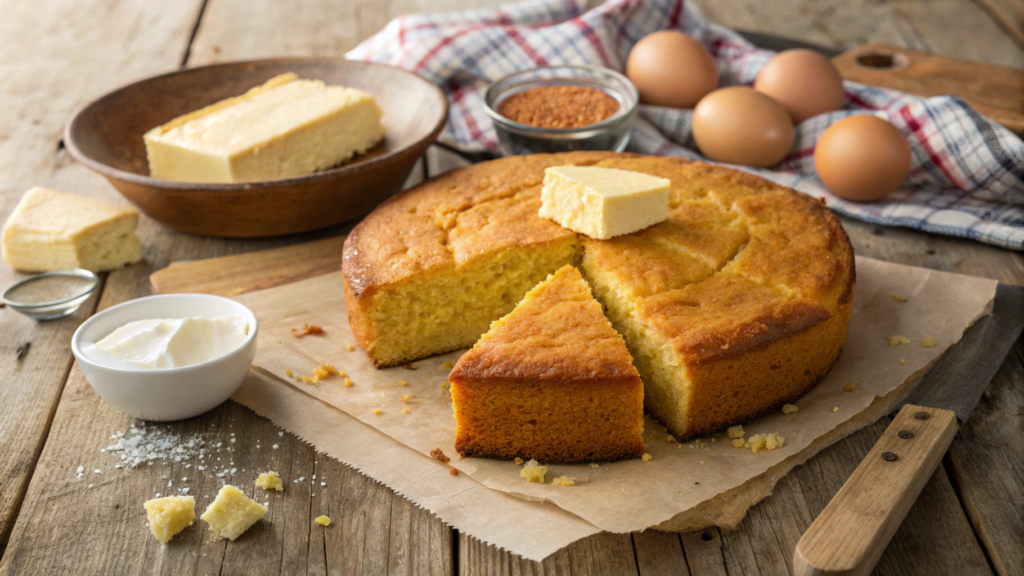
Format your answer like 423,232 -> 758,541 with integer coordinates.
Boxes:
64,58 -> 447,238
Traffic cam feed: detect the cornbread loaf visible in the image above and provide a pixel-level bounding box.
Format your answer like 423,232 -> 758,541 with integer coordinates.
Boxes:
449,265 -> 645,462
343,152 -> 854,440
2,187 -> 141,273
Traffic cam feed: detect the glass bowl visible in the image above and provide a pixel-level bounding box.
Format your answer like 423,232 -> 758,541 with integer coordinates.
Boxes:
483,65 -> 639,156
2,269 -> 99,321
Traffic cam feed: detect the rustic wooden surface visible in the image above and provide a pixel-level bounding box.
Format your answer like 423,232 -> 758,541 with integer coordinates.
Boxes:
0,0 -> 1022,575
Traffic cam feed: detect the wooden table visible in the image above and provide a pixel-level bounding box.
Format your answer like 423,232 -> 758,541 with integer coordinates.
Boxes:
1,1 -> 1022,574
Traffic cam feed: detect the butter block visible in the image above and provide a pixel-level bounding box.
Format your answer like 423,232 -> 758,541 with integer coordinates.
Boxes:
539,166 -> 670,239
144,496 -> 195,544
1,187 -> 141,272
144,73 -> 385,183
255,471 -> 283,491
200,485 -> 268,540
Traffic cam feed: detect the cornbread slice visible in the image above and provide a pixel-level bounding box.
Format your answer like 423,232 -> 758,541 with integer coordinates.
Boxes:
539,166 -> 670,239
449,265 -> 645,462
200,485 -> 267,541
144,496 -> 195,544
2,187 -> 141,273
144,73 -> 385,183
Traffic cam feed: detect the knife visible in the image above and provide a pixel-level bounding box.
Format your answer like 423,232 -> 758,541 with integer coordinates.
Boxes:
793,283 -> 1024,576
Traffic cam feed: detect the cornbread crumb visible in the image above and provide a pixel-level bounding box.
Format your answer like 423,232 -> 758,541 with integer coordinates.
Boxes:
372,409 -> 381,415
313,364 -> 339,382
711,438 -> 716,443
832,407 -> 839,412
782,404 -> 799,414
442,362 -> 453,369
892,295 -> 907,302
888,335 -> 911,346
402,408 -> 411,414
899,359 -> 906,365
515,457 -> 524,465
700,461 -> 705,465
255,471 -> 283,492
144,496 -> 195,544
844,383 -> 857,392
449,469 -> 459,476
401,395 -> 411,402
285,370 -> 293,377
552,476 -> 576,486
347,343 -> 355,351
200,485 -> 267,541
642,453 -> 653,462
344,378 -> 353,387
589,462 -> 599,468
744,432 -> 785,453
727,425 -> 745,439
405,363 -> 417,370
520,459 -> 548,483
430,449 -> 451,464
314,515 -> 331,526
291,324 -> 324,338
666,435 -> 676,443
732,439 -> 745,448
922,336 -> 936,347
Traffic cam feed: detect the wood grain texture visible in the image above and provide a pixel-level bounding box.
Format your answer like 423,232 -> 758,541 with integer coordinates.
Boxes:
0,0 -> 205,555
972,0 -> 1024,49
794,405 -> 960,576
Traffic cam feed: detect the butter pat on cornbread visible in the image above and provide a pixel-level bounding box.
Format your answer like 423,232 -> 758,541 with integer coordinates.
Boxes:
2,187 -> 141,272
144,73 -> 385,183
144,496 -> 195,544
539,166 -> 670,239
200,485 -> 268,540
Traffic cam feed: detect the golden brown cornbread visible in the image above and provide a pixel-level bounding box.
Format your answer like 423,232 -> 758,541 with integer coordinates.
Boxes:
449,265 -> 645,462
343,152 -> 854,439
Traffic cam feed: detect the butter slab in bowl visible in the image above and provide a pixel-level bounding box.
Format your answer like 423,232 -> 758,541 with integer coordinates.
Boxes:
64,58 -> 447,238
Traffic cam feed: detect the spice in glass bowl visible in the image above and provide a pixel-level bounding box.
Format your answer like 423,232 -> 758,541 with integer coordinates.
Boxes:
498,86 -> 620,129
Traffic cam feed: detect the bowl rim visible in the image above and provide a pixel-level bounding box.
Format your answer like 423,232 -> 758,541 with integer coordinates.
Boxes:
482,64 -> 639,135
63,57 -> 448,191
1,268 -> 99,310
71,293 -> 260,375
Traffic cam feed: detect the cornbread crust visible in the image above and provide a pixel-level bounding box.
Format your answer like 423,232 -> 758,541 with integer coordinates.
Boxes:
344,152 -> 854,439
449,266 -> 645,462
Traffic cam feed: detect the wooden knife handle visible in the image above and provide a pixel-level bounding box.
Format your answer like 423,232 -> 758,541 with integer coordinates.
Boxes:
793,404 -> 958,576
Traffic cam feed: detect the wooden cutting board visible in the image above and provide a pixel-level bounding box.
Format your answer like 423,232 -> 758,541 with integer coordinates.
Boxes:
833,42 -> 1024,136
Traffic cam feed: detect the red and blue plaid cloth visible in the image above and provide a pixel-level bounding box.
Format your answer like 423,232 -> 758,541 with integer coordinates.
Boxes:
348,0 -> 1024,250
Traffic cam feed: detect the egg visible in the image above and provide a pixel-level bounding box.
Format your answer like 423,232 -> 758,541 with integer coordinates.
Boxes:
814,115 -> 912,202
626,31 -> 718,108
754,49 -> 846,124
691,86 -> 795,168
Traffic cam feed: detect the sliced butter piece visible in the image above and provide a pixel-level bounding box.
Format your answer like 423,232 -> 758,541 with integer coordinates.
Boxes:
144,73 -> 385,183
539,166 -> 670,240
200,485 -> 268,541
1,187 -> 141,273
144,496 -> 195,544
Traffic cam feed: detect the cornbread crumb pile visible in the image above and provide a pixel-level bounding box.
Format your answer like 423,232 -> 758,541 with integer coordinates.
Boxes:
888,335 -> 911,346
289,363 -> 342,385
430,449 -> 451,464
922,336 -> 936,347
726,425 -> 745,439
144,496 -> 195,544
255,471 -> 284,492
315,515 -> 331,526
449,469 -> 459,476
514,457 -> 524,465
781,404 -> 799,414
291,324 -> 324,338
642,453 -> 653,462
520,460 -> 548,483
201,485 -> 267,541
742,432 -> 785,453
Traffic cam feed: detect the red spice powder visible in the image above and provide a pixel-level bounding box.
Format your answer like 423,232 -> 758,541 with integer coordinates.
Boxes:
498,85 -> 620,129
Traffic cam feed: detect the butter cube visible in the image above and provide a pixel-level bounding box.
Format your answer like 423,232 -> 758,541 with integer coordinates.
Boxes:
200,485 -> 268,540
255,471 -> 283,491
144,496 -> 195,544
2,187 -> 141,272
539,166 -> 670,239
144,73 -> 385,183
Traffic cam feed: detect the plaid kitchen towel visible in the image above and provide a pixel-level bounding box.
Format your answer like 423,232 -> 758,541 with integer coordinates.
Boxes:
348,0 -> 1024,250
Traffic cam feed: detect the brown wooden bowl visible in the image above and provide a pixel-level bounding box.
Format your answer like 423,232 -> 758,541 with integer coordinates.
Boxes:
64,58 -> 447,238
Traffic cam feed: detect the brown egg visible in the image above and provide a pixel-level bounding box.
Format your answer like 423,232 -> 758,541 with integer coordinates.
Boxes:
692,86 -> 795,168
754,49 -> 846,124
814,115 -> 912,202
626,31 -> 718,108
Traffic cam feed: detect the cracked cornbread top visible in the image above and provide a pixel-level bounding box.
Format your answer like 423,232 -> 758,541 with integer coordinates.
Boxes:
343,151 -> 854,365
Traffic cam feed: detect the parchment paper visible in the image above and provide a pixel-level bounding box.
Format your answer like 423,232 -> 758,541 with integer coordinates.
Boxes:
229,256 -> 995,558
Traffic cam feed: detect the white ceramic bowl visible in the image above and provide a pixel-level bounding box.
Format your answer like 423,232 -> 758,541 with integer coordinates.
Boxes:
71,294 -> 258,421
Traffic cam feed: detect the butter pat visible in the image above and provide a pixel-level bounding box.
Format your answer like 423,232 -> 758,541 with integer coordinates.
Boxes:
1,187 -> 141,272
539,166 -> 670,239
144,73 -> 385,183
144,496 -> 195,544
255,471 -> 283,491
95,314 -> 248,369
200,485 -> 268,541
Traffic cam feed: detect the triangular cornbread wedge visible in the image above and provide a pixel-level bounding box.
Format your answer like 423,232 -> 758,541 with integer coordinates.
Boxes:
449,265 -> 645,462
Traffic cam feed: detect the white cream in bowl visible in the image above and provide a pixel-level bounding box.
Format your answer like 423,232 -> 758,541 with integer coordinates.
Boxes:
96,314 -> 249,369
